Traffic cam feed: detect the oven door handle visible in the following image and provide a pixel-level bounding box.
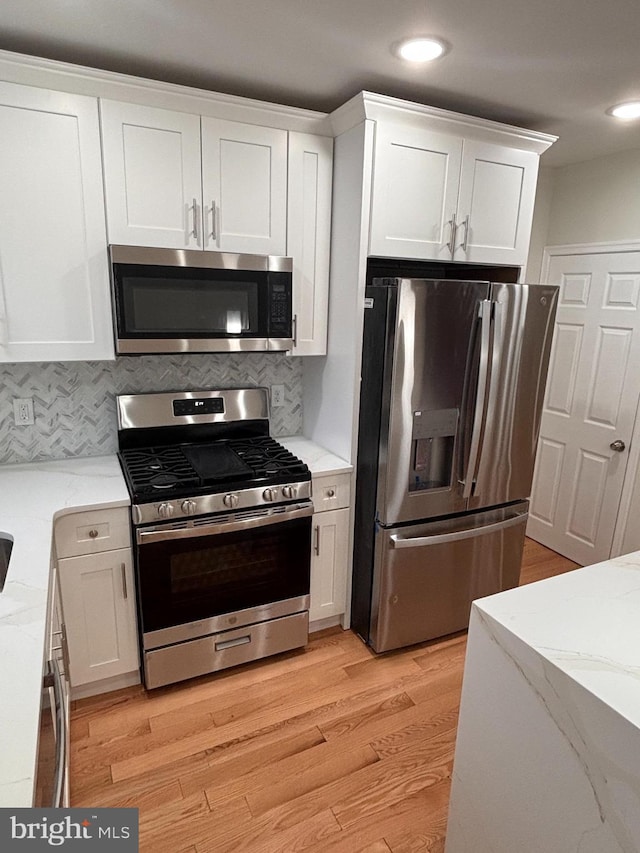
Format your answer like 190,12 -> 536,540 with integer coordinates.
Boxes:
136,503 -> 314,544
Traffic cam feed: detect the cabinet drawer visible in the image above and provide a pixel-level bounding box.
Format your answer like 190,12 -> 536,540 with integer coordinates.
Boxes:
312,473 -> 351,513
55,507 -> 131,558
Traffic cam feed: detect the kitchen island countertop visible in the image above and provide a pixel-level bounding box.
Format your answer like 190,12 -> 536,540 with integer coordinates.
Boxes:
446,550 -> 640,852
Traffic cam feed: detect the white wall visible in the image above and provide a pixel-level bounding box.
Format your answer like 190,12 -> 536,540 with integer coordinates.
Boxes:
528,147 -> 640,556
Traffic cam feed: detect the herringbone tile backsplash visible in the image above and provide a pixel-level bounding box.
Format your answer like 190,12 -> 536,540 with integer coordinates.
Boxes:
0,354 -> 303,464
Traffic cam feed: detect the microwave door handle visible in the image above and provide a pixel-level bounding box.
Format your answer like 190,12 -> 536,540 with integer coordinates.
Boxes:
137,503 -> 313,544
462,299 -> 492,499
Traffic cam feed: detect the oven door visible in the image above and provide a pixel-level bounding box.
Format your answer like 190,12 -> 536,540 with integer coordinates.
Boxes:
136,503 -> 312,649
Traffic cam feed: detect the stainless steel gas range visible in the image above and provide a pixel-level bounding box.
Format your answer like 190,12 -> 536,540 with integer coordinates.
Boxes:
116,388 -> 312,689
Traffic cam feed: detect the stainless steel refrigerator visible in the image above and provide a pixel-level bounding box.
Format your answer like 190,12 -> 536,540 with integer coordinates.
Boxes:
351,277 -> 558,652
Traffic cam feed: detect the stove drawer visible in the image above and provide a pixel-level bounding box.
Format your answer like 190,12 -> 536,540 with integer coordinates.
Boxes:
144,610 -> 309,689
55,507 -> 131,558
312,473 -> 351,513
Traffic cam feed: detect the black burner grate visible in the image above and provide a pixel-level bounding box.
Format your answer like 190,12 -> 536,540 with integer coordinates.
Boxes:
119,436 -> 310,502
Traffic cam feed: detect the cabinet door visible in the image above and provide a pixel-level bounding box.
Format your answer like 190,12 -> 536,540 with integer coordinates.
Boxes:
309,508 -> 350,622
454,140 -> 539,267
101,100 -> 203,249
369,121 -> 462,260
58,548 -> 139,686
201,117 -> 287,255
287,132 -> 333,355
0,83 -> 114,361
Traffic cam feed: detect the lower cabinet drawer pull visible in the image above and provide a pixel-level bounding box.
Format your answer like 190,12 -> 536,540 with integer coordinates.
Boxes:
88,529 -> 99,539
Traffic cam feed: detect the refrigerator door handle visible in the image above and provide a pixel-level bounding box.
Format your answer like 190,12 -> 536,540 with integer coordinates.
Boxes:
389,510 -> 528,549
462,299 -> 492,499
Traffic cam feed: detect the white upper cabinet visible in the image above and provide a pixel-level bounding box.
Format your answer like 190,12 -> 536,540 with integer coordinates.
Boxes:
370,122 -> 463,262
0,82 -> 114,362
369,117 -> 540,268
287,132 -> 333,356
100,101 -> 203,249
201,118 -> 287,255
101,101 -> 288,256
454,139 -> 539,266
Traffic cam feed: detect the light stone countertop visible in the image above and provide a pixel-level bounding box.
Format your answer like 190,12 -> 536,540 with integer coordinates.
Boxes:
278,436 -> 352,477
0,455 -> 129,808
446,551 -> 640,852
0,438 -> 348,808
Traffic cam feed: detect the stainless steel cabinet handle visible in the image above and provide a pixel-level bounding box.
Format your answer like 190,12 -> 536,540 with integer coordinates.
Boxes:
390,511 -> 528,549
191,198 -> 198,240
121,563 -> 128,599
610,439 -> 626,452
314,525 -> 320,555
462,300 -> 492,499
446,212 -> 457,254
292,313 -> 298,347
210,200 -> 217,240
458,214 -> 470,252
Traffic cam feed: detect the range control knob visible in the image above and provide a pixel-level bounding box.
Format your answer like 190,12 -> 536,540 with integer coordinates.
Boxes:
282,485 -> 297,500
181,499 -> 197,515
263,487 -> 279,502
157,502 -> 175,519
223,493 -> 239,509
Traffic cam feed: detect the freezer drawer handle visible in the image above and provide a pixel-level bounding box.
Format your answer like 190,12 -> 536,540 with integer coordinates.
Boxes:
389,511 -> 528,549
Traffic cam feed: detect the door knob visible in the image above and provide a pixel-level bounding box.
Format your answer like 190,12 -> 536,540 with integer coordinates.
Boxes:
610,439 -> 626,452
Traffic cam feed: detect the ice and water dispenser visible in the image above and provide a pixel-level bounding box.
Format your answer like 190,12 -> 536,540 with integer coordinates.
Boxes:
409,408 -> 458,492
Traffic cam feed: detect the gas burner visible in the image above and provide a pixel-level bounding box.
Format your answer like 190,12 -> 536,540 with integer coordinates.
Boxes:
150,473 -> 179,489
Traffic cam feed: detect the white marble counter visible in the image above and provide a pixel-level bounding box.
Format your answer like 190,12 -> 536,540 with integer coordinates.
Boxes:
446,551 -> 640,853
0,455 -> 129,808
279,436 -> 352,477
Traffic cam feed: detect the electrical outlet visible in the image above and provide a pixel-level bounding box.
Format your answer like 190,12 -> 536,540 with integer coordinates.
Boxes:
13,398 -> 35,426
271,385 -> 285,408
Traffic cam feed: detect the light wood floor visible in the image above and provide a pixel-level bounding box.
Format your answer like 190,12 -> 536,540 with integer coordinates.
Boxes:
70,538 -> 578,852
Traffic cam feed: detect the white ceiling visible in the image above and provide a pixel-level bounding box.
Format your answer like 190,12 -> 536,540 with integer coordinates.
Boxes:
2,0 -> 640,166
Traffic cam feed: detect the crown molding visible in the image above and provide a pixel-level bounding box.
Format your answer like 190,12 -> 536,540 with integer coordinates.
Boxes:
0,49 -> 333,135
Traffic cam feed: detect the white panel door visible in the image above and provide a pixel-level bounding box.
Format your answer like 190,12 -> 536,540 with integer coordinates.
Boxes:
58,548 -> 139,687
100,100 -> 203,249
287,132 -> 333,356
454,140 -> 539,267
201,118 -> 287,255
369,121 -> 462,260
528,248 -> 640,565
0,83 -> 114,362
309,508 -> 350,622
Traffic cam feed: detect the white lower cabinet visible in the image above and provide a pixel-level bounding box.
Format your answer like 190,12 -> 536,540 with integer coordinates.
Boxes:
55,507 -> 139,691
309,473 -> 351,623
57,549 -> 139,688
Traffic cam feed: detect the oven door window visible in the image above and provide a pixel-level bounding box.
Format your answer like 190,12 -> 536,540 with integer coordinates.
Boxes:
114,265 -> 267,339
137,515 -> 311,633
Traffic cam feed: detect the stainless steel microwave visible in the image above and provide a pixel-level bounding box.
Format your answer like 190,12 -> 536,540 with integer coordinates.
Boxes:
109,245 -> 293,354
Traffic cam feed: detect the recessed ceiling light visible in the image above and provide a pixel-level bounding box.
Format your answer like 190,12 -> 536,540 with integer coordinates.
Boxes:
607,101 -> 640,120
394,37 -> 448,63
